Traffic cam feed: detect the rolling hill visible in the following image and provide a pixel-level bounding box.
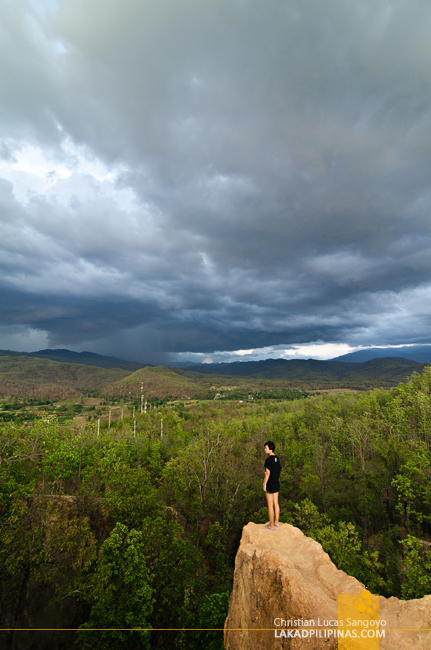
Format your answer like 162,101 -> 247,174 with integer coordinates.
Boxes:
111,366 -> 206,399
0,353 -> 429,401
0,355 -> 130,399
0,348 -> 149,371
0,357 -> 206,400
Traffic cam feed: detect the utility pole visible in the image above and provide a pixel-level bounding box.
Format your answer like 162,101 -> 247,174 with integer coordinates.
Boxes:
144,399 -> 147,414
134,419 -> 136,439
141,383 -> 144,414
97,418 -> 100,437
160,416 -> 163,439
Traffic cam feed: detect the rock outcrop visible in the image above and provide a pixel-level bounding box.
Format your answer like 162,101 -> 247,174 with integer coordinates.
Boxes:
224,523 -> 431,649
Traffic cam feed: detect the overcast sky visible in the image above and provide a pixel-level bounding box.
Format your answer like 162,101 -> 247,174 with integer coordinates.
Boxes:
1,0 -> 431,364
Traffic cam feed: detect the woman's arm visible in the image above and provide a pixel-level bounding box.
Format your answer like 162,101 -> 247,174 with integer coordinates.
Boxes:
263,467 -> 270,491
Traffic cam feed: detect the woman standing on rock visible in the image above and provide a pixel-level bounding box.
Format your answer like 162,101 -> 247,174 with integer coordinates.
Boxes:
263,441 -> 281,531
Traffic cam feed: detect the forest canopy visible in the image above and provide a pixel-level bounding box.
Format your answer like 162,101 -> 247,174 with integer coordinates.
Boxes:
1,367 -> 431,649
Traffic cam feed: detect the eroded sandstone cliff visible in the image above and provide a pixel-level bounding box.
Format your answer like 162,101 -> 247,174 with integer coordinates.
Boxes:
224,523 -> 431,649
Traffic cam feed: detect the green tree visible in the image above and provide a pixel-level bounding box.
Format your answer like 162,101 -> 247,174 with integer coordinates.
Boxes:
392,451 -> 431,530
103,464 -> 158,528
78,523 -> 153,650
0,495 -> 96,632
400,535 -> 431,599
198,591 -> 230,650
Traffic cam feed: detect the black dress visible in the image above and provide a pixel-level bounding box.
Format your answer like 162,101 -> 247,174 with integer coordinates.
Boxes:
264,455 -> 281,493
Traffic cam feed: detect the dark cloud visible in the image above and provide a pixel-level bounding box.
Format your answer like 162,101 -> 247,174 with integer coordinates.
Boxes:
1,0 -> 431,362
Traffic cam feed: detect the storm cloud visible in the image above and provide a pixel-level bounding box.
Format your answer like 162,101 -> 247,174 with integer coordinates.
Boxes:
1,0 -> 431,363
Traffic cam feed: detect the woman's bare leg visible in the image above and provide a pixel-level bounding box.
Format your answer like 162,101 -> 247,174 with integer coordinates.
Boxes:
273,491 -> 280,525
265,493 -> 275,528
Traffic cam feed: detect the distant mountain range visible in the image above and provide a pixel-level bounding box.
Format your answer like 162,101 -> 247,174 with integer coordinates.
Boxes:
0,348 -> 150,371
331,345 -> 431,364
2,346 -> 431,372
0,348 -> 430,396
181,356 -> 428,382
0,348 -> 430,399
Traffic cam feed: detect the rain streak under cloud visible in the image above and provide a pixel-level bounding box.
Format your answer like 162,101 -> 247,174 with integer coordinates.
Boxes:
1,0 -> 431,364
